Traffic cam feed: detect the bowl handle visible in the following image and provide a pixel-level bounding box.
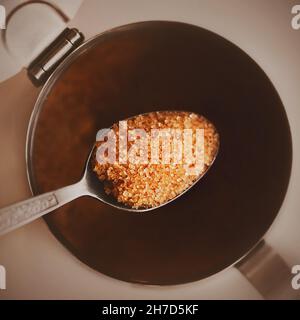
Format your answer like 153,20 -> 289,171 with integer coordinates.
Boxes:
236,240 -> 300,299
0,0 -> 84,83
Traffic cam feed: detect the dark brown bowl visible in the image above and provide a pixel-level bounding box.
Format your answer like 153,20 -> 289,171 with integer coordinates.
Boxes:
27,21 -> 292,285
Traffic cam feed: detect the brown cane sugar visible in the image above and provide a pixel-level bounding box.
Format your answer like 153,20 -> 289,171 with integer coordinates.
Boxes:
93,111 -> 219,209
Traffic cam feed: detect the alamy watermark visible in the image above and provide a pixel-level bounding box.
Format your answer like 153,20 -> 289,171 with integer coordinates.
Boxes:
291,265 -> 300,290
0,5 -> 6,30
96,121 -> 205,176
292,5 -> 300,30
0,265 -> 6,290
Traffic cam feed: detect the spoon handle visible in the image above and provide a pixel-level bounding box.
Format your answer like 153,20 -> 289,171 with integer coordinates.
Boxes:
0,181 -> 85,236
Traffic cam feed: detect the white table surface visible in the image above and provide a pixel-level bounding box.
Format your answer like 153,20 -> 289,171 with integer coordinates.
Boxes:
0,0 -> 299,299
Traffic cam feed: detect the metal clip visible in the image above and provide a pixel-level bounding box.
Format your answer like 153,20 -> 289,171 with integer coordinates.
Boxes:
28,28 -> 84,86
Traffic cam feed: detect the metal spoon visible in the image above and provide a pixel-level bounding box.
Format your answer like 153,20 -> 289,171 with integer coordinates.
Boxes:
0,118 -> 219,237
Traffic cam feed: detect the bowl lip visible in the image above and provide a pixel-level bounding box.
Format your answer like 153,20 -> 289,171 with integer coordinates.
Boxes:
25,19 -> 293,288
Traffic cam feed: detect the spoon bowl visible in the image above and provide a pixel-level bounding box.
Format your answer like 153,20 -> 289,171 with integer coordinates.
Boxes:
0,112 -> 219,236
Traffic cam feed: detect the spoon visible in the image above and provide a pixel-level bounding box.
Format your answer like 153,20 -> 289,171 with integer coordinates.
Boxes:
0,114 -> 219,237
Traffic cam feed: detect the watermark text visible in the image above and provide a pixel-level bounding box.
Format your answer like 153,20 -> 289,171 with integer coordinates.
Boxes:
0,265 -> 6,290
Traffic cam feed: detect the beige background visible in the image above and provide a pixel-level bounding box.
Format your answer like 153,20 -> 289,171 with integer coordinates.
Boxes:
0,0 -> 300,299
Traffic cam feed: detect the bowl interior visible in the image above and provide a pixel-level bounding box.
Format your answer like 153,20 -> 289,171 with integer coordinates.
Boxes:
28,21 -> 292,285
